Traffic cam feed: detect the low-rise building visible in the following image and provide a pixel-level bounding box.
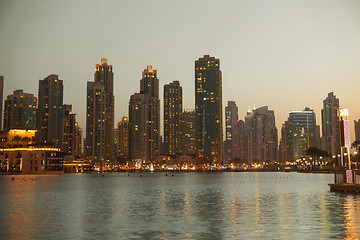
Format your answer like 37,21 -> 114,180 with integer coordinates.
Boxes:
0,147 -> 64,174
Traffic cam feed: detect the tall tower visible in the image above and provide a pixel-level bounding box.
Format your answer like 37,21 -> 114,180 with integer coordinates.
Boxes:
117,116 -> 129,158
321,92 -> 340,157
355,119 -> 360,142
86,81 -> 105,162
195,55 -> 223,164
0,76 -> 4,130
163,81 -> 182,155
37,74 -> 63,148
129,65 -> 160,163
181,110 -> 196,155
62,105 -> 80,156
225,101 -> 238,163
245,106 -> 278,163
94,58 -> 114,160
3,89 -> 37,131
280,107 -> 321,161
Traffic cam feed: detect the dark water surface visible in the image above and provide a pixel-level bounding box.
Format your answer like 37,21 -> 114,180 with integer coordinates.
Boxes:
0,172 -> 359,239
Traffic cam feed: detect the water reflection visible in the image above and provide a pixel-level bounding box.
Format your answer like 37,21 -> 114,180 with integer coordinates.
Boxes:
1,173 -> 360,239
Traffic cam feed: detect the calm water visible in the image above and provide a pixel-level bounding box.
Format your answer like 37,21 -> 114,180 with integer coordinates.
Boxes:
0,172 -> 359,239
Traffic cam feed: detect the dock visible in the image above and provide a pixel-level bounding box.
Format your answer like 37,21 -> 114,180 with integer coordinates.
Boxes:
329,183 -> 360,193
329,170 -> 360,193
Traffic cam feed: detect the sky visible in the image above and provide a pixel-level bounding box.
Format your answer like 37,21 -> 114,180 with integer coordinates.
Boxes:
0,0 -> 360,141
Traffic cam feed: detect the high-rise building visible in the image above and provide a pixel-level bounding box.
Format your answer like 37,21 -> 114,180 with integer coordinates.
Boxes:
163,81 -> 182,155
245,106 -> 278,163
117,116 -> 129,158
181,110 -> 196,155
94,58 -> 114,160
129,65 -> 160,163
355,119 -> 360,142
225,101 -> 238,162
279,120 -> 293,163
321,92 -> 340,156
75,126 -> 82,157
195,55 -> 223,164
37,74 -> 63,148
86,81 -> 105,161
62,105 -> 81,156
3,89 -> 37,131
0,76 -> 4,130
233,119 -> 247,161
280,107 -> 321,161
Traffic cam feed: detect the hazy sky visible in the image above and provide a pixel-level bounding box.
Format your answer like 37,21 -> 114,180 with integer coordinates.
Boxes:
1,0 -> 360,140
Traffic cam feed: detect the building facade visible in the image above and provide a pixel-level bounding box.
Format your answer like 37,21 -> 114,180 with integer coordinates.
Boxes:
225,101 -> 238,163
163,81 -> 182,155
3,89 -> 37,131
86,81 -> 105,162
62,105 -> 81,157
245,106 -> 278,163
94,58 -> 114,160
195,55 -> 223,164
37,74 -> 63,148
280,107 -> 321,161
181,110 -> 196,156
321,92 -> 340,156
117,116 -> 129,158
0,147 -> 63,174
355,119 -> 360,142
0,76 -> 4,130
129,66 -> 160,163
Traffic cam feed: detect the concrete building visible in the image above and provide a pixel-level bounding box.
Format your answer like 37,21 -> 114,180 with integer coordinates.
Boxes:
86,81 -> 105,162
280,107 -> 321,161
62,105 -> 81,157
195,55 -> 223,164
225,101 -> 238,163
94,58 -> 115,160
0,147 -> 63,174
3,89 -> 37,131
233,119 -> 247,161
245,106 -> 278,163
0,76 -> 4,130
37,74 -> 63,148
321,92 -> 340,156
129,65 -> 160,163
355,119 -> 360,142
117,116 -> 129,158
163,81 -> 182,155
181,110 -> 196,155
279,121 -> 293,163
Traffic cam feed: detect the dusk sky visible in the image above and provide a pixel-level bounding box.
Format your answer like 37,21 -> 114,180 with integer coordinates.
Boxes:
1,0 -> 360,140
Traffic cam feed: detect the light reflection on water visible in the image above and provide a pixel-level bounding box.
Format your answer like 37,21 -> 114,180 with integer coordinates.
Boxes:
0,172 -> 360,239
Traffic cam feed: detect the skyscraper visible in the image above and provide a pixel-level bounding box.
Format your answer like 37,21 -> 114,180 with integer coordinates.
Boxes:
129,65 -> 160,163
225,101 -> 238,163
117,116 -> 129,158
195,55 -> 223,164
94,58 -> 114,160
3,89 -> 37,131
37,74 -> 63,148
245,106 -> 278,163
233,119 -> 247,161
181,110 -> 196,155
163,81 -> 182,155
321,92 -> 340,156
0,76 -> 4,131
279,120 -> 293,163
355,119 -> 360,142
280,107 -> 321,161
86,81 -> 105,161
62,104 -> 80,156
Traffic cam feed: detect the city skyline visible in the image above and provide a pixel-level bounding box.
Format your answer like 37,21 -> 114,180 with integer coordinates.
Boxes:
1,0 -> 360,142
